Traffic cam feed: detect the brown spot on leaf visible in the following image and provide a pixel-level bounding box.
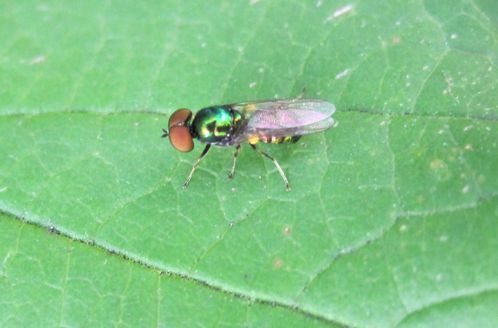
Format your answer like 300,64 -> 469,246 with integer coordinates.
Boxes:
273,258 -> 283,269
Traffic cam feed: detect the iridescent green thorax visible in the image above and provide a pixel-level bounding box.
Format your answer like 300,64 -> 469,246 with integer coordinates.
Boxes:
191,106 -> 244,145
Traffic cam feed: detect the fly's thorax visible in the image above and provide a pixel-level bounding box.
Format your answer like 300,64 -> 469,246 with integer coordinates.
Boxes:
191,106 -> 244,145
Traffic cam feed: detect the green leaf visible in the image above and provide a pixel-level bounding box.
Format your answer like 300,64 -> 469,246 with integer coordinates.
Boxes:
1,1 -> 497,327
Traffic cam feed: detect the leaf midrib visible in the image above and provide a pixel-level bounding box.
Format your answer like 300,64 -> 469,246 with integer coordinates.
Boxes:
0,205 -> 349,328
1,108 -> 497,327
0,107 -> 497,122
1,192 -> 498,327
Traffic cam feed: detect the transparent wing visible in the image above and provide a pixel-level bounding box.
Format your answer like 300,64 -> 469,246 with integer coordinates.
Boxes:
231,99 -> 335,143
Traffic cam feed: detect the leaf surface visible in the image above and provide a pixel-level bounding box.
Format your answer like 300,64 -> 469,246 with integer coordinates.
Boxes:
1,1 -> 497,327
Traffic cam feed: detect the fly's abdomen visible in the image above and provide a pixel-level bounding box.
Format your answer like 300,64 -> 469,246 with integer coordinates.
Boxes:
259,135 -> 301,144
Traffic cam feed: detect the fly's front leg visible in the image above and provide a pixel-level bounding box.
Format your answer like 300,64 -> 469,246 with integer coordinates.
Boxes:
183,144 -> 211,188
250,144 -> 290,191
228,144 -> 241,179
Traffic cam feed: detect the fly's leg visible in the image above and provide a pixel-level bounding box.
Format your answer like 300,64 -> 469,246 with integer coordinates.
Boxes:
183,144 -> 211,188
228,144 -> 241,179
250,144 -> 290,191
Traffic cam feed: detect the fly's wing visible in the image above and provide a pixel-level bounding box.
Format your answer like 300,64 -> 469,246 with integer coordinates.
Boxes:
232,99 -> 335,143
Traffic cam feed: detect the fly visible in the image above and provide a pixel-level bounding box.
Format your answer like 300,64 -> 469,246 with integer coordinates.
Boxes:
162,98 -> 336,191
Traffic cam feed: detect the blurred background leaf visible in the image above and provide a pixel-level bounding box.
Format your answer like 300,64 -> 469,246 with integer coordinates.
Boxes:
0,0 -> 497,327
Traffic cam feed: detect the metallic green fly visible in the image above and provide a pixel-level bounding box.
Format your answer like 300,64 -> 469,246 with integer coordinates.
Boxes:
162,98 -> 336,191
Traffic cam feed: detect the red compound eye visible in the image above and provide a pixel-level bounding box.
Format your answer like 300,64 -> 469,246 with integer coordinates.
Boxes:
169,126 -> 194,152
167,109 -> 194,152
168,108 -> 192,128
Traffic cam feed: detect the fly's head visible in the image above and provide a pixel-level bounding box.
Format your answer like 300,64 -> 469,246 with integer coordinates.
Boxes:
163,109 -> 194,152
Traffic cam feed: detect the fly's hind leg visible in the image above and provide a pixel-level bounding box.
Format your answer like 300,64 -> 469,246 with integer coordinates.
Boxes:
250,144 -> 290,191
183,144 -> 211,188
228,144 -> 241,179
